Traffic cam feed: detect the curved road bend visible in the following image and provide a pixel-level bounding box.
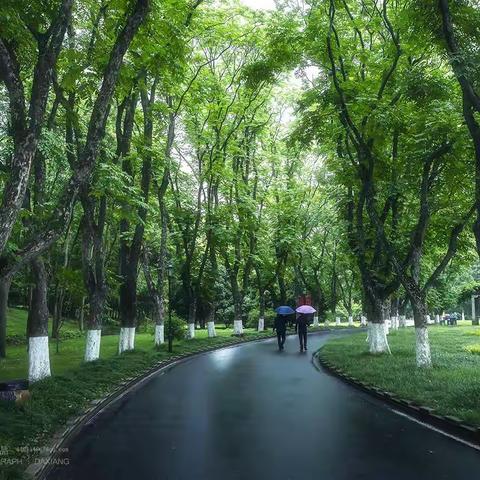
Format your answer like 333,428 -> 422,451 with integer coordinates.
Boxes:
48,331 -> 479,480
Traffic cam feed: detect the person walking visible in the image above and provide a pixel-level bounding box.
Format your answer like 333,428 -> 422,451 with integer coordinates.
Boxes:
296,313 -> 310,352
273,314 -> 288,351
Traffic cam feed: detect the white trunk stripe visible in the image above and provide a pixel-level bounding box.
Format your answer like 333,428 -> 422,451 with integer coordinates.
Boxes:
207,321 -> 216,337
257,318 -> 264,332
233,320 -> 243,335
85,329 -> 101,362
155,324 -> 165,345
119,327 -> 136,354
28,336 -> 51,382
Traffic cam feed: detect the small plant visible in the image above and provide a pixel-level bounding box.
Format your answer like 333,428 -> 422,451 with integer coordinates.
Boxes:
166,313 -> 187,340
6,334 -> 25,346
464,344 -> 480,355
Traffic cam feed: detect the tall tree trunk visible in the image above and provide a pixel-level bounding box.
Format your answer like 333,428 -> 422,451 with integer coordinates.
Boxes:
144,216 -> 167,346
223,247 -> 244,336
180,264 -> 194,339
117,92 -> 138,354
194,241 -> 210,331
389,297 -> 399,331
118,262 -> 137,352
232,280 -> 243,335
143,200 -> 167,346
258,284 -> 265,332
79,295 -> 86,331
363,284 -> 390,354
84,277 -> 106,361
206,228 -> 218,338
119,132 -> 153,352
409,290 -> 432,368
186,298 -> 197,339
312,282 -> 323,327
81,189 -> 107,361
52,288 -> 63,339
206,301 -> 216,338
52,228 -> 72,339
27,257 -> 51,382
398,296 -> 408,328
152,293 -> 165,345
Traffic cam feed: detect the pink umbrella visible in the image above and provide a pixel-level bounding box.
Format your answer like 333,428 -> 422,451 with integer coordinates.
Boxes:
296,305 -> 316,314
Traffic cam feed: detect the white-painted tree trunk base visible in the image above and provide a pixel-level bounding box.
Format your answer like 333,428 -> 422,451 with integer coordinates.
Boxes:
28,336 -> 51,382
415,327 -> 432,368
399,315 -> 406,328
335,317 -> 340,326
207,321 -> 216,337
360,315 -> 367,326
118,327 -> 136,354
257,318 -> 264,332
187,323 -> 195,339
233,320 -> 243,335
368,323 -> 391,354
348,316 -> 353,327
384,321 -> 390,335
390,316 -> 398,330
84,329 -> 101,362
128,328 -> 135,350
325,320 -> 329,327
426,314 -> 432,324
313,315 -> 319,327
155,324 -> 165,346
462,311 -> 465,321
435,314 -> 440,325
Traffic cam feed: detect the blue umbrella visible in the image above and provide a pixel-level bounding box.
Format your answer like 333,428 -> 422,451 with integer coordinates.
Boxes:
275,306 -> 295,315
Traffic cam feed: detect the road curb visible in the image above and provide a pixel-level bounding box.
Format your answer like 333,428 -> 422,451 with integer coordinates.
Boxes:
312,346 -> 480,448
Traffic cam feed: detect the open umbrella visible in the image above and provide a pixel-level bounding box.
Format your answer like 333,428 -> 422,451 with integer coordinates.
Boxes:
275,306 -> 295,315
296,305 -> 316,314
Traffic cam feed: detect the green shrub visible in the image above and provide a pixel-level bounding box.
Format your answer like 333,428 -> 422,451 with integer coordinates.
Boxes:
57,330 -> 84,341
141,320 -> 156,335
6,334 -> 25,346
165,314 -> 187,340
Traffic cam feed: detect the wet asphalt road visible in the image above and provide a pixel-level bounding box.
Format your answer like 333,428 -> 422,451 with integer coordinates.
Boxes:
48,331 -> 479,480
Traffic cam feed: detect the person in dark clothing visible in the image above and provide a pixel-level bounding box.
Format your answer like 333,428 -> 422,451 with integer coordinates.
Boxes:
296,313 -> 310,352
273,314 -> 288,350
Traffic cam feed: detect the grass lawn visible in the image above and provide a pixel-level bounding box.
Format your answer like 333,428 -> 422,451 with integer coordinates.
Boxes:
6,307 -> 80,341
0,325 -> 257,381
319,325 -> 480,427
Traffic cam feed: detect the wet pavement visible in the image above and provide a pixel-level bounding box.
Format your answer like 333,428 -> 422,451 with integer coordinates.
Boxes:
48,331 -> 480,480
